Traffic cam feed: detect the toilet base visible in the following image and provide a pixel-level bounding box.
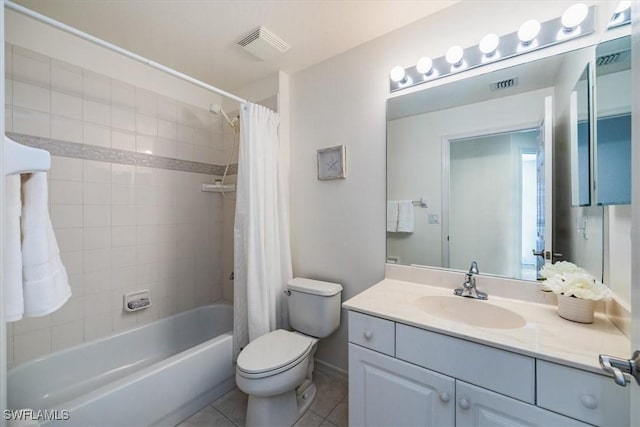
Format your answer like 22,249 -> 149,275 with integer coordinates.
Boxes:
245,381 -> 317,427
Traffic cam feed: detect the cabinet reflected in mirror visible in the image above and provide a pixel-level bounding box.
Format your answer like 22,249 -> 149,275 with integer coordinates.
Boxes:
596,36 -> 631,205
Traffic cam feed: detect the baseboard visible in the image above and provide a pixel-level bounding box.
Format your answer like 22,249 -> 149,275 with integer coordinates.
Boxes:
314,358 -> 348,384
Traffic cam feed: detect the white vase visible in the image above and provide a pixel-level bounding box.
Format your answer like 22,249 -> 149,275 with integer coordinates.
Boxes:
557,294 -> 595,323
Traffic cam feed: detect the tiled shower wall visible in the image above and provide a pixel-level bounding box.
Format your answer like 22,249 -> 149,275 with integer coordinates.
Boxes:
4,44 -> 237,365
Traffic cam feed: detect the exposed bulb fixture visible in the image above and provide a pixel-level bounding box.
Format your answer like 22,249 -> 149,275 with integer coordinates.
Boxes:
390,66 -> 406,83
416,57 -> 433,75
479,33 -> 499,57
615,1 -> 631,14
518,19 -> 541,45
446,45 -> 464,67
561,3 -> 588,32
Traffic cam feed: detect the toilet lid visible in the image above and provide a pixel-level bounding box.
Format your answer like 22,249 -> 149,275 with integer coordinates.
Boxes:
237,330 -> 313,375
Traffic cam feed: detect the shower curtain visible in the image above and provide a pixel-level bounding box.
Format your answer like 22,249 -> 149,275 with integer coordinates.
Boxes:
233,102 -> 293,359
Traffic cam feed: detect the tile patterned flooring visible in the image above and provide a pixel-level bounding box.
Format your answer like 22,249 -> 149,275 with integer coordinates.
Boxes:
177,372 -> 348,427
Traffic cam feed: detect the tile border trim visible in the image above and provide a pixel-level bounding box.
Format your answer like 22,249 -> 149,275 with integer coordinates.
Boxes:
7,132 -> 238,176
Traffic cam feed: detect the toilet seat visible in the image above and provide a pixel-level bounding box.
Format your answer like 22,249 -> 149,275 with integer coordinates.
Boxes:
237,330 -> 315,379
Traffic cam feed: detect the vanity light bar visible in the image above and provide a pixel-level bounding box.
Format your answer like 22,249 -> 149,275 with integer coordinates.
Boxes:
389,5 -> 595,93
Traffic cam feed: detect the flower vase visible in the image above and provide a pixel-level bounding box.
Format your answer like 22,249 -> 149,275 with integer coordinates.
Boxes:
557,294 -> 594,323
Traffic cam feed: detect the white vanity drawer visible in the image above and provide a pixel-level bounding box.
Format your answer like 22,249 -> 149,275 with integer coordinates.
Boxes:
537,360 -> 630,427
348,311 -> 395,356
396,324 -> 535,403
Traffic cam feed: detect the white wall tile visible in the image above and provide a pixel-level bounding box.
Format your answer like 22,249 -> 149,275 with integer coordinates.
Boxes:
112,246 -> 136,268
51,91 -> 82,119
13,314 -> 51,335
67,273 -> 84,297
111,266 -> 136,289
84,182 -> 112,205
158,96 -> 177,122
5,43 -> 12,78
176,124 -> 193,143
60,251 -> 83,275
111,163 -> 136,185
111,106 -> 135,131
13,107 -> 50,137
83,160 -> 112,183
50,180 -> 83,204
6,78 -> 13,105
83,70 -> 111,102
14,328 -> 51,363
112,205 -> 136,226
51,59 -> 82,96
111,81 -> 135,109
157,119 -> 176,139
194,145 -> 211,164
112,184 -> 136,206
135,301 -> 158,326
51,156 -> 83,181
52,320 -> 84,351
84,248 -> 112,273
13,47 -> 50,87
83,99 -> 111,126
135,186 -> 157,206
136,262 -> 158,285
136,89 -> 157,117
83,123 -> 111,148
112,226 -> 137,247
176,142 -> 195,161
111,130 -> 136,151
155,138 -> 177,158
136,245 -> 158,264
193,108 -> 209,130
83,291 -> 111,315
51,297 -> 84,325
135,166 -> 157,186
136,225 -> 158,245
84,205 -> 112,227
54,227 -> 83,253
136,113 -> 157,136
177,103 -> 194,126
193,128 -> 209,146
112,310 -> 137,332
51,115 -> 83,143
84,312 -> 112,341
83,270 -> 112,295
5,107 -> 13,132
136,206 -> 158,225
51,205 -> 83,228
135,135 -> 156,154
84,227 -> 112,250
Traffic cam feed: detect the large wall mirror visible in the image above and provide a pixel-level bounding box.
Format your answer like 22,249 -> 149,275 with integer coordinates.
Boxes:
386,46 -> 602,282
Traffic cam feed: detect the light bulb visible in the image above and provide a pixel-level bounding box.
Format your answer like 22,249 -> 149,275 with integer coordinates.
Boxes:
562,3 -> 588,31
390,66 -> 406,83
416,57 -> 433,75
446,46 -> 464,66
479,33 -> 499,56
615,1 -> 631,14
518,19 -> 541,45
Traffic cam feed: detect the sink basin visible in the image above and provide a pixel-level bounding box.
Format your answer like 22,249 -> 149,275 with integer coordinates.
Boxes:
414,296 -> 527,329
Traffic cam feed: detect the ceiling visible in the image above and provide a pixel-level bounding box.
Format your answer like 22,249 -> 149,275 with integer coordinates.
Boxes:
12,0 -> 458,92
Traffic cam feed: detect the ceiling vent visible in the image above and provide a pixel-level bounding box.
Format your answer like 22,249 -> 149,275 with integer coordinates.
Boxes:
490,77 -> 519,91
237,26 -> 290,61
596,50 -> 630,67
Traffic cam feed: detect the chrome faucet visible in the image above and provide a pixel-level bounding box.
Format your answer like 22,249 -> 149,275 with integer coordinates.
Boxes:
454,261 -> 488,300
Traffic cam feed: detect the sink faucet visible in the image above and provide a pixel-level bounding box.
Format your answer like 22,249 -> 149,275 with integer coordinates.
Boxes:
454,261 -> 488,300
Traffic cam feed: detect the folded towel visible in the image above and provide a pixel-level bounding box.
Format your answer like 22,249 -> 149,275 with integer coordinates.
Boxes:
4,175 -> 24,322
3,173 -> 71,321
387,201 -> 399,232
397,200 -> 414,233
20,172 -> 71,317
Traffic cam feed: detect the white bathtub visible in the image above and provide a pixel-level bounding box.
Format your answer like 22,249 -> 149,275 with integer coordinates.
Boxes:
8,304 -> 235,427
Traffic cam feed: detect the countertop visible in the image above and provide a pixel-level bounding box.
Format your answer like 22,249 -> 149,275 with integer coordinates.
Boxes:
343,278 -> 630,374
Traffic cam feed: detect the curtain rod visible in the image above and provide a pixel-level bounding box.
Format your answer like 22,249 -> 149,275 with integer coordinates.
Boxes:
4,0 -> 249,104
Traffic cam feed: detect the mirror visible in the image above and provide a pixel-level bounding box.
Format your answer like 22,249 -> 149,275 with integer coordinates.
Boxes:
387,47 -> 599,281
595,36 -> 631,205
569,66 -> 591,207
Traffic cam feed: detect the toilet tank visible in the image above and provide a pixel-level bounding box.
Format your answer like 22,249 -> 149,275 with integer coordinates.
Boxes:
287,278 -> 342,338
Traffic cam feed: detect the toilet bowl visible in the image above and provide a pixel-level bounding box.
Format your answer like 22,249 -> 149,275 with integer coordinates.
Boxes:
235,278 -> 342,427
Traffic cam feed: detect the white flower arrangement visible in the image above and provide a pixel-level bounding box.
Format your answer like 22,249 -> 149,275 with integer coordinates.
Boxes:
540,261 -> 612,301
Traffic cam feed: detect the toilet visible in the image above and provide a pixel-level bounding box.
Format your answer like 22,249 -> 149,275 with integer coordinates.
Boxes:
236,278 -> 343,427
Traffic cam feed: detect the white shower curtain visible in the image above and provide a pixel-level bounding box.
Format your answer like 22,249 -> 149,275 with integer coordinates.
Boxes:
233,102 -> 293,359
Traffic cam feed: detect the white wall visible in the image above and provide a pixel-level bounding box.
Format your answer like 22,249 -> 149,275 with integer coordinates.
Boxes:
290,0 -> 613,371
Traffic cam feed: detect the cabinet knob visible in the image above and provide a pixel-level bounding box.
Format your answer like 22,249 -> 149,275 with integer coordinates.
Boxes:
438,392 -> 450,403
579,394 -> 598,410
363,330 -> 373,340
458,398 -> 470,410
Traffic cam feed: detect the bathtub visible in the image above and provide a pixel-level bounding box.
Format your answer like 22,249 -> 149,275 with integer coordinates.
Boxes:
8,304 -> 235,427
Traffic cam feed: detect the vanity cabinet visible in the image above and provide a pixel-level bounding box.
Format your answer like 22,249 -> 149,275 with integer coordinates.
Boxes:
348,311 -> 629,427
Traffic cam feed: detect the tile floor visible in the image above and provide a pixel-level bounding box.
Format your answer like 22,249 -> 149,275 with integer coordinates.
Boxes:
177,372 -> 348,427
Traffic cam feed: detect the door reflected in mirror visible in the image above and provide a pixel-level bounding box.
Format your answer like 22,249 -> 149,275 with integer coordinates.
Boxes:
570,66 -> 591,206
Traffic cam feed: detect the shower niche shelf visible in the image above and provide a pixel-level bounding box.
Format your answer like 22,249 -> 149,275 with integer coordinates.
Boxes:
201,183 -> 236,192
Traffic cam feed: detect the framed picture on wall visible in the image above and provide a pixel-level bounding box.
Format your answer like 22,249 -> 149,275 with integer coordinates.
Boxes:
317,145 -> 346,180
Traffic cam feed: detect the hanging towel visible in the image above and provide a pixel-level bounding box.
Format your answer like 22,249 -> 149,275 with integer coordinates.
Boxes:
387,201 -> 399,232
4,175 -> 24,322
3,172 -> 71,321
397,200 -> 414,233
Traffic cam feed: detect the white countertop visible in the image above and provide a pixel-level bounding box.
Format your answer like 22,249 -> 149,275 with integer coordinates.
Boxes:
343,278 -> 630,374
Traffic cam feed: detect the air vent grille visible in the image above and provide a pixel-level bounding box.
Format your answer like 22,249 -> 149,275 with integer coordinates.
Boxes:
237,26 -> 290,61
597,50 -> 630,67
490,77 -> 519,91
